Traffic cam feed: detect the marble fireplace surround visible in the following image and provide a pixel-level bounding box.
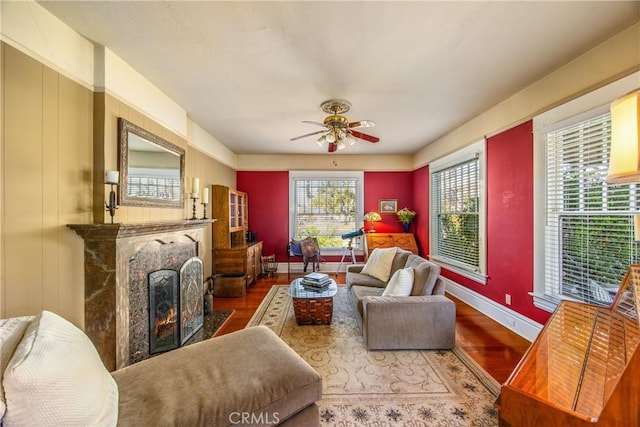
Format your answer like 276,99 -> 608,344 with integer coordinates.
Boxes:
68,220 -> 212,371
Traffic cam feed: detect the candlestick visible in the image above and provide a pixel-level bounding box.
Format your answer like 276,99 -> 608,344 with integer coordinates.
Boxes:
190,193 -> 199,220
201,202 -> 208,220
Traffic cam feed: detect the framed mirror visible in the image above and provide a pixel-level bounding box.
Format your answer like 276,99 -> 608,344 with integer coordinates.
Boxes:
118,118 -> 185,208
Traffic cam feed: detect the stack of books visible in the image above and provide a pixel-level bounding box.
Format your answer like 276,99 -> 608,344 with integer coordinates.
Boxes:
301,272 -> 331,291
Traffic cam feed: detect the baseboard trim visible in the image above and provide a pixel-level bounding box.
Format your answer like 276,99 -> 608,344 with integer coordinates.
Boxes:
442,277 -> 542,342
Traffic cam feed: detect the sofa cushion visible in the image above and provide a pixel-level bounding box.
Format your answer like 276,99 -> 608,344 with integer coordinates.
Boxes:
405,255 -> 441,296
2,311 -> 118,427
389,249 -> 412,278
349,285 -> 385,317
113,325 -> 322,426
361,247 -> 397,282
0,316 -> 34,423
382,267 -> 414,297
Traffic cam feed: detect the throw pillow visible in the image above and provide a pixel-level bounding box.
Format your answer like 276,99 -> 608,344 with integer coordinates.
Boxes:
361,247 -> 398,282
0,316 -> 34,423
3,310 -> 118,427
382,267 -> 415,297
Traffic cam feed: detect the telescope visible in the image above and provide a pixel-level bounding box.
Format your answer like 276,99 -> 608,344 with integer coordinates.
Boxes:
341,228 -> 364,240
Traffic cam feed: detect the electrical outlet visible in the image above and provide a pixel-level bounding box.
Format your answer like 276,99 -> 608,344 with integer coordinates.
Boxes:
505,316 -> 516,328
505,294 -> 512,305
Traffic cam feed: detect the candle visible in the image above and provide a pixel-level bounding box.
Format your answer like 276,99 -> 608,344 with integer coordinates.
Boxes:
192,177 -> 200,194
105,170 -> 119,184
202,187 -> 209,204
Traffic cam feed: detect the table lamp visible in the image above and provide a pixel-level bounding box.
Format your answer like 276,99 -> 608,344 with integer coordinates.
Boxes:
364,211 -> 381,233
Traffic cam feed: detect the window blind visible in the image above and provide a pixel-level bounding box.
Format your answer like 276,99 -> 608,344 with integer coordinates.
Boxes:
430,156 -> 481,272
292,177 -> 360,248
545,112 -> 640,305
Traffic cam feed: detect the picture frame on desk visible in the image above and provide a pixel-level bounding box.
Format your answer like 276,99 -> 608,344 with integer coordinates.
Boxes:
379,199 -> 397,214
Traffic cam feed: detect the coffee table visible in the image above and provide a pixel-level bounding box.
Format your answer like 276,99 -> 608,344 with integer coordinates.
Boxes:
289,278 -> 338,325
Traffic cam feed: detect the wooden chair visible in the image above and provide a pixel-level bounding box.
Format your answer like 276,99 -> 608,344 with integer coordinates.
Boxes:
261,254 -> 278,278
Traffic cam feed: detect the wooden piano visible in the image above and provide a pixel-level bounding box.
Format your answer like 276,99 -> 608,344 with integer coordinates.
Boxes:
495,266 -> 640,426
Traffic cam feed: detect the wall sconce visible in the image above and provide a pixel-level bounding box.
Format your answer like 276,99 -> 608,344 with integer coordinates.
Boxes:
606,90 -> 640,239
105,170 -> 119,224
363,211 -> 382,233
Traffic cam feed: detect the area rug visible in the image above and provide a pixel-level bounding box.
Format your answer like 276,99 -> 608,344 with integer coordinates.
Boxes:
247,285 -> 500,426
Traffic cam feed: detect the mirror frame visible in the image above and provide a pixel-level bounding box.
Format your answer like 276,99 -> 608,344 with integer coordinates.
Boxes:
117,118 -> 185,208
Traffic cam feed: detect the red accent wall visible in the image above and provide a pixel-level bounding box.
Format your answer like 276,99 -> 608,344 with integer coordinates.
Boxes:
412,165 -> 430,255
364,171 -> 414,233
237,171 -> 289,261
439,121 -> 550,324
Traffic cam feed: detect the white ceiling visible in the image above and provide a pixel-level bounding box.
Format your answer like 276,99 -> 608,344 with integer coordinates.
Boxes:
39,1 -> 640,156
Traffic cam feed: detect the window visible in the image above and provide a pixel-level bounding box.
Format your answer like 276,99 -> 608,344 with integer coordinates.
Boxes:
430,140 -> 486,282
289,171 -> 364,251
544,113 -> 639,306
533,72 -> 640,311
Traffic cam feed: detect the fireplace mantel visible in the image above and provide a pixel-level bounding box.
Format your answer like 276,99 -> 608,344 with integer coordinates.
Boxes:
68,220 -> 214,371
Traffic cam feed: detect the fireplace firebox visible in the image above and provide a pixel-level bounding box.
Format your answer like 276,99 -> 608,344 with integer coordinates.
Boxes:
149,257 -> 203,355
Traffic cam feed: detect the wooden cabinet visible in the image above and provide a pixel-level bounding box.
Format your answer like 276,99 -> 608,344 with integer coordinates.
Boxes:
495,266 -> 640,427
363,233 -> 418,260
211,185 -> 261,287
212,185 -> 248,249
214,241 -> 263,287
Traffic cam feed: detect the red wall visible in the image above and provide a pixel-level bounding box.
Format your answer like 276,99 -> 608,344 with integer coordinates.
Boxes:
412,165 -> 430,255
237,171 -> 289,260
438,121 -> 550,324
363,171 -> 414,233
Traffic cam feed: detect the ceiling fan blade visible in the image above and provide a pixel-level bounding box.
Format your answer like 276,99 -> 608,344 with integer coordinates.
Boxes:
350,130 -> 380,143
327,142 -> 338,153
302,120 -> 328,128
349,120 -> 375,129
290,129 -> 326,141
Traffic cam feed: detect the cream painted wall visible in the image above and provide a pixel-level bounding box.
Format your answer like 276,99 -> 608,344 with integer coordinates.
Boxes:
187,146 -> 237,278
94,92 -> 189,224
1,44 -> 92,325
413,22 -> 640,168
237,154 -> 414,171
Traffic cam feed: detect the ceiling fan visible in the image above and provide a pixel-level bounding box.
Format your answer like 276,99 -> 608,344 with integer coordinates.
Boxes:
290,99 -> 379,153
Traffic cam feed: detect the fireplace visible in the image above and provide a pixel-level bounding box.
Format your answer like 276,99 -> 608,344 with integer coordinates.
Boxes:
148,258 -> 204,355
68,220 -> 213,370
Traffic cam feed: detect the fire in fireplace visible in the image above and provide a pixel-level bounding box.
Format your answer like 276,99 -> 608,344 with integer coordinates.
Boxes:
149,257 -> 204,355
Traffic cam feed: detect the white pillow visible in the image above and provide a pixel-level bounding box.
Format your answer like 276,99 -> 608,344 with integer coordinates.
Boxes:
361,247 -> 398,282
382,267 -> 415,296
2,311 -> 118,427
0,316 -> 34,423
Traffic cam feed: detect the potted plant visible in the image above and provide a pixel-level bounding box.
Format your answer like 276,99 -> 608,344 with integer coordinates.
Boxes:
396,207 -> 416,232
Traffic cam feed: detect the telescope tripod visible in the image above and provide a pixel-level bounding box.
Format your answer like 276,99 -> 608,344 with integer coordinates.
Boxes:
336,237 -> 358,274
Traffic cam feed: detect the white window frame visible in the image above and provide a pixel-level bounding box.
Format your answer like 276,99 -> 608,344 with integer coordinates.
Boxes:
429,139 -> 487,283
289,170 -> 364,256
532,72 -> 640,312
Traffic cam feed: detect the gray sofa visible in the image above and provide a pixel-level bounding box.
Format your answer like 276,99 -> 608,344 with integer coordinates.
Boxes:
0,312 -> 322,427
346,248 -> 456,350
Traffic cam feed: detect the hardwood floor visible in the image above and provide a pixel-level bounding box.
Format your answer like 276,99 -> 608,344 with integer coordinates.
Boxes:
213,273 -> 532,384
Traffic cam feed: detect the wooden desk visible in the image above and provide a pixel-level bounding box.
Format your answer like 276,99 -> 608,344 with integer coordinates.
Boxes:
363,233 -> 418,260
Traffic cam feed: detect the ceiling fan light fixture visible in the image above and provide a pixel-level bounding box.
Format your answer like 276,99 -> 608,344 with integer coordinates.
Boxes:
346,134 -> 357,145
337,141 -> 346,151
325,133 -> 336,143
316,135 -> 326,146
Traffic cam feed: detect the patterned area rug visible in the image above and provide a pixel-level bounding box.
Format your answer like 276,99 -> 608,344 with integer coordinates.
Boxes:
247,285 -> 500,426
